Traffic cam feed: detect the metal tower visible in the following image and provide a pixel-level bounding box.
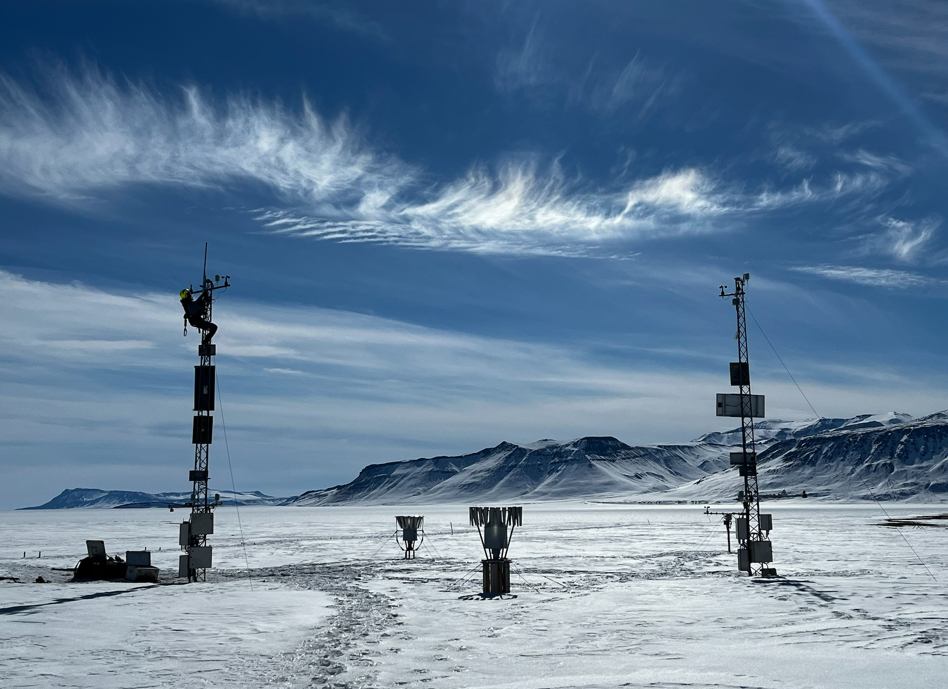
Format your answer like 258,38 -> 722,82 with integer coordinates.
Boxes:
176,246 -> 229,582
717,274 -> 775,576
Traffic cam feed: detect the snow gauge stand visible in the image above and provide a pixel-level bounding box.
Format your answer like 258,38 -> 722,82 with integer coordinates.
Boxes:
395,516 -> 424,559
469,506 -> 522,595
174,245 -> 230,582
717,274 -> 776,577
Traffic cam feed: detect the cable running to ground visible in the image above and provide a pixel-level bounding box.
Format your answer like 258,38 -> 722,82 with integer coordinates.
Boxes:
421,537 -> 443,560
747,309 -> 936,582
215,372 -> 254,590
747,308 -> 821,419
368,531 -> 397,560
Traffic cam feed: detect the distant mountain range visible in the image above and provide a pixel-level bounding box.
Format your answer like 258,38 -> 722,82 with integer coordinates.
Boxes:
292,412 -> 943,505
21,488 -> 295,510
25,412 -> 948,508
670,411 -> 948,502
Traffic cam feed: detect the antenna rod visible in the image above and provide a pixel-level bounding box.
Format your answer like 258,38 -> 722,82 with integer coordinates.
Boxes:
203,243 -> 208,284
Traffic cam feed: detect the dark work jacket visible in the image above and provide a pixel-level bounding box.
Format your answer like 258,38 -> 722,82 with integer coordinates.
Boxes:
181,292 -> 210,317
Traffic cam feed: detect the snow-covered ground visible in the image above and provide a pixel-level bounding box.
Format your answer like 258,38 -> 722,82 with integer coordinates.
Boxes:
2,502 -> 948,687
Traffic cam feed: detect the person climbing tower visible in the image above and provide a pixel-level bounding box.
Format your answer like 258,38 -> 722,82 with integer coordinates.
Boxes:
180,286 -> 218,341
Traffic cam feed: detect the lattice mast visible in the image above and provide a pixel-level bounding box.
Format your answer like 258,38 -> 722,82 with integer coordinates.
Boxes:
718,274 -> 774,576
177,244 -> 230,582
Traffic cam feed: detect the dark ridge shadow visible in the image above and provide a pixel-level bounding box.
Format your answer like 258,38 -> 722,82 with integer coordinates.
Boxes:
0,584 -> 161,616
756,577 -> 837,603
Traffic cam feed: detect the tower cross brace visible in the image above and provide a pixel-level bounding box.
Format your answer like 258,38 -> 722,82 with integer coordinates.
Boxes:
719,275 -> 774,576
175,246 -> 229,583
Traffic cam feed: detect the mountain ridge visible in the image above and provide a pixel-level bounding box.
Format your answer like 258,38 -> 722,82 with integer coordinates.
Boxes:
21,488 -> 296,510
26,411 -> 948,508
292,412 -> 948,505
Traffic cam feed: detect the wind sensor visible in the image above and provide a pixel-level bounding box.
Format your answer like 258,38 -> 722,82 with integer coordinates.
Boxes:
469,506 -> 522,595
171,244 -> 230,582
717,274 -> 776,577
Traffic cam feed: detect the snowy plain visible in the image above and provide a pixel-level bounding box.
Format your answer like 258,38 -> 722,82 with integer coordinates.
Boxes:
1,502 -> 947,688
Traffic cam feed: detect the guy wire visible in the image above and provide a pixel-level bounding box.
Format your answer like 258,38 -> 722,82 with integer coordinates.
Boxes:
748,308 -> 820,419
215,371 -> 254,590
747,308 -> 936,582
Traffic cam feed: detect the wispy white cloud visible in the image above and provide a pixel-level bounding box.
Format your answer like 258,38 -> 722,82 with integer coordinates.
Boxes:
807,120 -> 880,144
838,149 -> 913,175
826,0 -> 948,76
750,169 -> 892,209
790,264 -> 941,288
0,65 -> 732,255
3,268 -> 948,508
0,63 -> 408,205
585,53 -> 679,118
767,121 -> 908,180
207,0 -> 385,38
796,0 -> 948,157
866,216 -> 940,262
0,269 -> 736,485
494,22 -> 678,120
0,65 -> 908,256
5,267 -> 943,449
256,164 -> 726,255
773,145 -> 818,171
494,18 -> 551,93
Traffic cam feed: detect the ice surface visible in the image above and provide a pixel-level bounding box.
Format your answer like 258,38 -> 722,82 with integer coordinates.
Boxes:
2,503 -> 948,688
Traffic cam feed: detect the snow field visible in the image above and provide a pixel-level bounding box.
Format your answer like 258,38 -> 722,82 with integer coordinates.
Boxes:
2,502 -> 948,687
0,579 -> 331,688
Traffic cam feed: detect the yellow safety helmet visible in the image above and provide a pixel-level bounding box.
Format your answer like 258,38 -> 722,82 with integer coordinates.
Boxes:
179,288 -> 191,299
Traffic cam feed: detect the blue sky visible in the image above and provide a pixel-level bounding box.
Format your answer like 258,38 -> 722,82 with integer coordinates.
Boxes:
2,0 -> 948,508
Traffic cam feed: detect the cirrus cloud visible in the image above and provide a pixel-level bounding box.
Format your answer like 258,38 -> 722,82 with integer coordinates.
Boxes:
0,64 -> 911,256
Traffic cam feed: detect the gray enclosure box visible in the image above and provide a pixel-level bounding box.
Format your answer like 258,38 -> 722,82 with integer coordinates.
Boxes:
86,540 -> 106,558
194,365 -> 216,411
126,565 -> 159,583
126,551 -> 151,567
715,393 -> 765,418
736,516 -> 772,539
737,547 -> 750,572
190,513 -> 214,536
729,452 -> 756,465
178,554 -> 190,578
736,517 -> 748,541
179,521 -> 191,547
192,415 -> 214,444
749,540 -> 773,563
190,546 -> 213,569
729,362 -> 750,386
